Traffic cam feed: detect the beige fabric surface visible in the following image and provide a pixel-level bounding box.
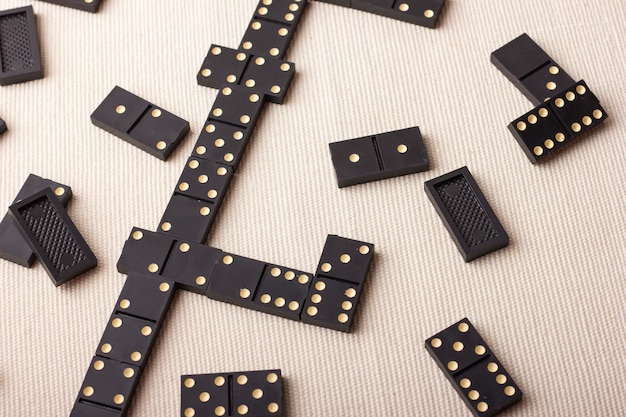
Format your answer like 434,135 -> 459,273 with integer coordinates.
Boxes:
1,1 -> 625,416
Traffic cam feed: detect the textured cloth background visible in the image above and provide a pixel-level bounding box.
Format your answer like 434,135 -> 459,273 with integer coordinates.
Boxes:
1,1 -> 624,416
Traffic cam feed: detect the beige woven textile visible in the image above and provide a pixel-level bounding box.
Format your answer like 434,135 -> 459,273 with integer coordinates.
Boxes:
1,0 -> 624,416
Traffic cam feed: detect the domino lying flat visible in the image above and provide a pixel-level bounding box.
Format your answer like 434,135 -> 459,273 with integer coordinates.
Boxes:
317,0 -> 446,28
0,6 -> 44,85
492,34 -> 608,163
91,86 -> 190,160
0,174 -> 72,267
37,0 -> 103,13
0,117 -> 6,134
424,167 -> 508,262
329,126 -> 429,187
182,370 -> 283,417
8,188 -> 97,285
491,33 -> 575,106
425,318 -> 522,417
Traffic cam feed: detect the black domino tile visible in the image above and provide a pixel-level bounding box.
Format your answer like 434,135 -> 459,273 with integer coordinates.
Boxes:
352,0 -> 445,28
300,276 -> 363,332
181,373 -> 230,417
96,312 -> 160,369
254,0 -> 307,27
253,264 -> 312,320
239,18 -> 294,60
240,54 -> 295,104
0,117 -> 6,134
507,102 -> 572,163
232,370 -> 284,417
424,167 -> 509,262
8,189 -> 97,286
117,227 -> 175,275
174,157 -> 233,206
74,356 -> 141,415
157,194 -> 217,244
315,235 -> 374,285
0,6 -> 44,85
114,272 -> 175,323
70,401 -> 122,417
37,0 -> 103,13
191,119 -> 253,170
91,86 -> 190,160
181,370 -> 283,417
548,80 -> 607,138
425,318 -> 523,417
491,33 -> 575,105
330,127 -> 429,187
315,0 -> 351,7
161,241 -> 222,294
205,253 -> 266,309
210,85 -> 266,129
197,45 -> 250,89
0,174 -> 72,267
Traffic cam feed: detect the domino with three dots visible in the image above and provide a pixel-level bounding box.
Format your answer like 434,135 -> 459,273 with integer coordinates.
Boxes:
424,167 -> 508,262
181,370 -> 283,417
508,80 -> 607,163
0,6 -> 44,85
425,318 -> 522,417
37,0 -> 103,13
0,174 -> 72,267
301,235 -> 374,332
329,126 -> 429,187
8,188 -> 97,286
91,86 -> 190,160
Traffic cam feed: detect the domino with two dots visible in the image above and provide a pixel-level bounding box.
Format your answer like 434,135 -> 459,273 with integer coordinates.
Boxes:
425,318 -> 523,417
329,126 -> 429,187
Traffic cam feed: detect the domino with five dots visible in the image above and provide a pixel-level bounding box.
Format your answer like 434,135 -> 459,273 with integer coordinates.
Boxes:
425,318 -> 523,417
91,86 -> 190,160
181,369 -> 283,417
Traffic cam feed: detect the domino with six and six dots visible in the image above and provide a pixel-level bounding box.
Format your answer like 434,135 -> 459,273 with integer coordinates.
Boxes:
425,318 -> 522,417
301,235 -> 374,332
181,369 -> 283,417
90,86 -> 190,160
424,167 -> 509,262
491,33 -> 575,105
0,174 -> 72,267
8,188 -> 97,286
0,6 -> 44,85
252,263 -> 313,320
37,0 -> 103,13
329,126 -> 429,187
508,80 -> 607,163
